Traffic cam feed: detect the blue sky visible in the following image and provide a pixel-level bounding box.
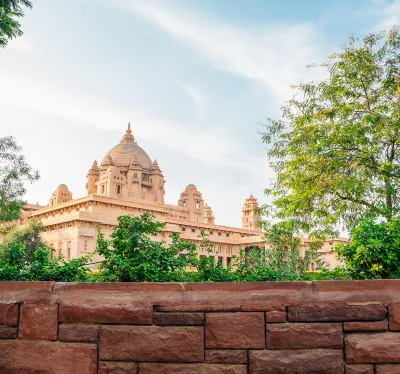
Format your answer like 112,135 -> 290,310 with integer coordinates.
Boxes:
0,0 -> 398,227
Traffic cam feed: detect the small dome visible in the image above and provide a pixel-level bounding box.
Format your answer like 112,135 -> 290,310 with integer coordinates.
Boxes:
101,124 -> 152,169
57,184 -> 68,190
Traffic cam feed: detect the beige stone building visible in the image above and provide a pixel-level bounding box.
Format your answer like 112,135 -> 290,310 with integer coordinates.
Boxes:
17,124 -> 345,269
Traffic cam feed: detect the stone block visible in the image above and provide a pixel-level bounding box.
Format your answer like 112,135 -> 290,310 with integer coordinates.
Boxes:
154,312 -> 204,325
0,327 -> 17,339
59,303 -> 152,324
206,350 -> 247,364
389,304 -> 400,330
346,332 -> 400,363
59,324 -> 99,342
265,311 -> 286,323
19,303 -> 58,340
0,302 -> 18,326
206,312 -> 265,349
266,323 -> 342,349
0,340 -> 97,374
249,349 -> 344,374
345,364 -> 374,374
98,361 -> 138,374
344,320 -> 388,332
139,363 -> 247,373
100,325 -> 204,362
288,302 -> 386,322
376,365 -> 400,373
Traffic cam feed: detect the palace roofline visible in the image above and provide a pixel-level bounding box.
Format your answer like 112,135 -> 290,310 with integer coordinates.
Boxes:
29,194 -> 263,235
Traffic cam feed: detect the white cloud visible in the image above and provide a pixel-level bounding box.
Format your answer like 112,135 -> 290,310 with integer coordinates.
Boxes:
123,0 -> 325,102
0,71 -> 249,170
376,0 -> 400,30
176,82 -> 207,119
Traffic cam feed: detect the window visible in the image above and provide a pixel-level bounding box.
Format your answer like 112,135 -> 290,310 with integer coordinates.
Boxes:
191,229 -> 195,233
218,256 -> 223,264
101,185 -> 105,194
182,227 -> 186,232
227,257 -> 232,266
116,185 -> 122,195
183,201 -> 186,207
58,242 -> 62,257
210,231 -> 213,235
67,241 -> 71,260
134,173 -> 138,179
196,201 -> 200,209
218,232 -> 221,236
226,233 -> 230,237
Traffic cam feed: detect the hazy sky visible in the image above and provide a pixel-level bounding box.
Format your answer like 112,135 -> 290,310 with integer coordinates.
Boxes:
0,0 -> 398,227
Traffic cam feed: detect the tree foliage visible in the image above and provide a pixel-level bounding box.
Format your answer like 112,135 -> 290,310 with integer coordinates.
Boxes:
262,28 -> 400,237
1,219 -> 45,261
96,213 -> 198,282
0,243 -> 92,281
0,0 -> 32,47
96,213 -> 315,282
0,217 -> 92,281
336,216 -> 400,279
0,136 -> 39,224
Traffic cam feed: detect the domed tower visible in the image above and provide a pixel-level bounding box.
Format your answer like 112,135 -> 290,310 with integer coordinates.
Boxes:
204,204 -> 215,225
242,195 -> 261,231
178,184 -> 205,223
86,160 -> 99,195
49,184 -> 72,207
94,123 -> 165,203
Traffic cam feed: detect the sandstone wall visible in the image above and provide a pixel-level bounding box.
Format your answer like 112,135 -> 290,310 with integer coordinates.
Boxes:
2,281 -> 400,373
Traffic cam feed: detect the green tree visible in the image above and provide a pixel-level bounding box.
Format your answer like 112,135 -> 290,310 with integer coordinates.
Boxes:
263,222 -> 316,276
262,28 -> 400,237
0,136 -> 39,224
96,213 -> 198,282
0,243 -> 92,281
189,231 -> 234,282
0,0 -> 32,47
336,216 -> 400,279
1,219 -> 45,261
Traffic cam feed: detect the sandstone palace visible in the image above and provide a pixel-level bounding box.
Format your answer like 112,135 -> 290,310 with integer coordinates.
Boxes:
17,124 -> 345,269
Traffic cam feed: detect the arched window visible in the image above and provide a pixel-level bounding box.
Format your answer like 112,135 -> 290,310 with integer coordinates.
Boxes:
133,173 -> 138,179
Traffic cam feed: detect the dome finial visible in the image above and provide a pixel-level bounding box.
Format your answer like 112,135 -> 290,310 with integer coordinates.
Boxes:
121,122 -> 134,142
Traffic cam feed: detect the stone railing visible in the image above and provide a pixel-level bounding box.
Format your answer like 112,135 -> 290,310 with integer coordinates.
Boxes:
2,281 -> 400,373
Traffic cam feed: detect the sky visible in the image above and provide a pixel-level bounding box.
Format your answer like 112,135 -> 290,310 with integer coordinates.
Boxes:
0,0 -> 398,228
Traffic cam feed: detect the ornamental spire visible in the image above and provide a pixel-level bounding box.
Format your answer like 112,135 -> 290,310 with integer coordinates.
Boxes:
121,122 -> 134,142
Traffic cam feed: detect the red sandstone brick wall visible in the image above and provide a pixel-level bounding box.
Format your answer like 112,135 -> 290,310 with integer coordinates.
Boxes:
3,281 -> 400,373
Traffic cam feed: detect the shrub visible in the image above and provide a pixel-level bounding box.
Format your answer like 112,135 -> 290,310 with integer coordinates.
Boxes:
0,243 -> 92,281
96,213 -> 198,282
336,216 -> 400,279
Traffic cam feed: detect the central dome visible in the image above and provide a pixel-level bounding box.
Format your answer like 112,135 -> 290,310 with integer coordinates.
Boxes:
101,124 -> 153,169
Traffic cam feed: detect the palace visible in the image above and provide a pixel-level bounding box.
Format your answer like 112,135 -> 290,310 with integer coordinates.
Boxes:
17,124 -> 345,269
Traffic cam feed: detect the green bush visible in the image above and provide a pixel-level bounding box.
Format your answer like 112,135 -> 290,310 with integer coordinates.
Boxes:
95,214 -> 318,282
96,213 -> 198,282
336,216 -> 400,279
0,243 -> 92,281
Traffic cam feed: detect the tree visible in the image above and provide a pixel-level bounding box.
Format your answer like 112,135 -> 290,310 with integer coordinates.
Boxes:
1,219 -> 46,261
0,136 -> 39,224
96,213 -> 198,282
336,216 -> 400,279
0,243 -> 92,281
0,0 -> 32,47
262,28 -> 400,237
